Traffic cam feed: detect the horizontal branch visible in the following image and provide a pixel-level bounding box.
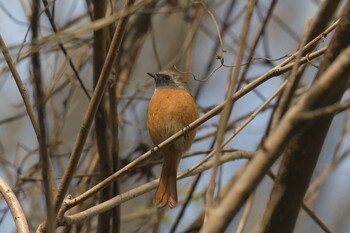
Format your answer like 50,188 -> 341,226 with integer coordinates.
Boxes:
59,150 -> 254,225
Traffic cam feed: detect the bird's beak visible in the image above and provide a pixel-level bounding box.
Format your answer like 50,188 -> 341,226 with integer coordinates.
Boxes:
147,72 -> 157,79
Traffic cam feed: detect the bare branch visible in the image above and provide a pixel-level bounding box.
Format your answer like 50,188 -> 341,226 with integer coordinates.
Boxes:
60,150 -> 254,226
200,43 -> 350,233
0,176 -> 29,233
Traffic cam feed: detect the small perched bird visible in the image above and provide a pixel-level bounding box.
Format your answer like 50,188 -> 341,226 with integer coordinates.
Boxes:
147,70 -> 199,208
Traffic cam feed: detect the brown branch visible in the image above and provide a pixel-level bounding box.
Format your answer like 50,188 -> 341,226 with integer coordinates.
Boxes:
270,17 -> 312,130
31,1 -> 56,232
236,0 -> 278,90
256,1 -> 350,232
59,150 -> 254,226
305,146 -> 350,203
301,202 -> 334,233
55,0 -> 135,208
264,171 -> 334,233
36,0 -> 136,232
110,61 -> 120,233
0,36 -> 40,142
0,176 -> 29,233
92,0 -> 113,232
303,110 -> 350,203
298,99 -> 350,120
200,42 -> 350,233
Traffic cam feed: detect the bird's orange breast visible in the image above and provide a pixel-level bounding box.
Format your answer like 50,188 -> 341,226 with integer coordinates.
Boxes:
147,88 -> 199,153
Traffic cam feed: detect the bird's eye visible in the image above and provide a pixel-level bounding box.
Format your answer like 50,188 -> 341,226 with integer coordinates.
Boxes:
164,75 -> 171,80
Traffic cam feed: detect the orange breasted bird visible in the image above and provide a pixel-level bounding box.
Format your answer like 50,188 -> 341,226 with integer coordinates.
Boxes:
147,70 -> 199,208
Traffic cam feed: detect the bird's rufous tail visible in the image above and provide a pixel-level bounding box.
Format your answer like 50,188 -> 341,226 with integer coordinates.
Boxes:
154,153 -> 180,208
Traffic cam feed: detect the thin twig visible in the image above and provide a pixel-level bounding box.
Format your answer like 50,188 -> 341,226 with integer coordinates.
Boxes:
236,192 -> 254,233
0,39 -> 41,157
170,174 -> 202,233
270,17 -> 313,129
301,202 -> 334,233
305,147 -> 350,203
41,0 -> 91,100
266,171 -> 334,233
206,0 -> 257,210
237,0 -> 278,90
298,99 -> 350,120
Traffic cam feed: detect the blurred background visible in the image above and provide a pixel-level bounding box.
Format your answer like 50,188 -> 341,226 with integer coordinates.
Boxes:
0,0 -> 349,232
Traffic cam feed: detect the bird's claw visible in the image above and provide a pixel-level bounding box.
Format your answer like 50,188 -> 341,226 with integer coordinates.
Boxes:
182,125 -> 190,139
151,145 -> 160,154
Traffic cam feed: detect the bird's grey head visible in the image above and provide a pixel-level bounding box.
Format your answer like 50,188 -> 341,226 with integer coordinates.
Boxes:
147,70 -> 189,91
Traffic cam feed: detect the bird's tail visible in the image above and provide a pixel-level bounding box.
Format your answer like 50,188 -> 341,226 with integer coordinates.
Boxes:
154,152 -> 181,208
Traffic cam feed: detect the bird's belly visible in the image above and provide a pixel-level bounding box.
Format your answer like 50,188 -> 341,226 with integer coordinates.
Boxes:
147,88 -> 198,153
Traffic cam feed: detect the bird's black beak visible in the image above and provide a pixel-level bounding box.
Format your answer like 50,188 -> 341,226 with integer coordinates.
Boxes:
147,72 -> 157,79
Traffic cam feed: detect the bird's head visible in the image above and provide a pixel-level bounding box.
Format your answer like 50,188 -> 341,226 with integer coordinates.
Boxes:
147,70 -> 189,91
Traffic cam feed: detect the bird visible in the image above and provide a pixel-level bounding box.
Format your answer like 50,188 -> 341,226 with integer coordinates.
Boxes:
147,70 -> 199,208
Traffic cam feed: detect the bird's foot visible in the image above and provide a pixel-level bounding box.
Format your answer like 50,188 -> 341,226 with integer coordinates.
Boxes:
151,144 -> 160,154
182,125 -> 190,139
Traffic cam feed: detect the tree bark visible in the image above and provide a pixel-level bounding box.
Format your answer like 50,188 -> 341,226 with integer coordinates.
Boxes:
93,1 -> 113,232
